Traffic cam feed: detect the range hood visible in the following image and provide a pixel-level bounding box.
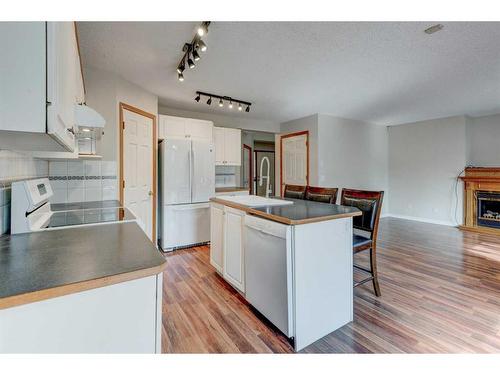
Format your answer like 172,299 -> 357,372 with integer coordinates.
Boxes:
74,104 -> 106,128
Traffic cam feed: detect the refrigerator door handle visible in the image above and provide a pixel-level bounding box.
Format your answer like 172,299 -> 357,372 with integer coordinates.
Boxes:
190,145 -> 194,203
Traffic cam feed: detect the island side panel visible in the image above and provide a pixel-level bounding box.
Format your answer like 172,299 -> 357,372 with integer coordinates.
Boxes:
292,217 -> 353,351
0,276 -> 159,353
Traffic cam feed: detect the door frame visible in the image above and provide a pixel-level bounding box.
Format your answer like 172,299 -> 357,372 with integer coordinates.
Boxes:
254,149 -> 276,197
119,102 -> 157,241
279,130 -> 309,197
243,144 -> 253,195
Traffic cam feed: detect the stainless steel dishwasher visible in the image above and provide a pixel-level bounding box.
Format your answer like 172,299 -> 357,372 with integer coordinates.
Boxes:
244,214 -> 293,337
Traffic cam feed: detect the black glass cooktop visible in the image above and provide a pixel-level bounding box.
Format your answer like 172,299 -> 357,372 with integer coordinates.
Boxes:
47,207 -> 135,228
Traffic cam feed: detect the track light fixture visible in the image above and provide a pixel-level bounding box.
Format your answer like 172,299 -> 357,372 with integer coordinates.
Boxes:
175,22 -> 210,81
195,91 -> 252,114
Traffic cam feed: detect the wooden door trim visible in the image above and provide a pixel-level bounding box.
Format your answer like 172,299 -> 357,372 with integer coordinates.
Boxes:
279,130 -> 309,197
119,102 -> 157,242
243,144 -> 253,194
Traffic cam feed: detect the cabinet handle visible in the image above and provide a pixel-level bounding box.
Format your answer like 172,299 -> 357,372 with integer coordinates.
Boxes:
67,128 -> 75,135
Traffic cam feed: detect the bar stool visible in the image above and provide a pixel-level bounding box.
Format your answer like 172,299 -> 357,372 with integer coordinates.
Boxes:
340,189 -> 384,297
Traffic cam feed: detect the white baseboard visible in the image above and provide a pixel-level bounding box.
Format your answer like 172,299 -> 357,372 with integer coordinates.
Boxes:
384,213 -> 459,227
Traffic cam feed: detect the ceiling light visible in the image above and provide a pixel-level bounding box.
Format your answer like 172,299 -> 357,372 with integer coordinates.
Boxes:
197,22 -> 209,37
195,91 -> 251,113
192,49 -> 200,61
187,57 -> 195,68
82,128 -> 91,132
178,72 -> 184,81
176,61 -> 185,74
424,24 -> 444,34
198,39 -> 207,52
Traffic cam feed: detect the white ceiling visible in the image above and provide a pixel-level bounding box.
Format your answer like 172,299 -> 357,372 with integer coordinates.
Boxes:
77,22 -> 500,125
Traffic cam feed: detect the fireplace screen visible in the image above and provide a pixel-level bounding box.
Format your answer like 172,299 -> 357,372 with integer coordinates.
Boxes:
477,191 -> 500,229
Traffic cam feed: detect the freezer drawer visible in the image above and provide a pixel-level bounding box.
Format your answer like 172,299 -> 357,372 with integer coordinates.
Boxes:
244,215 -> 293,337
160,203 -> 210,250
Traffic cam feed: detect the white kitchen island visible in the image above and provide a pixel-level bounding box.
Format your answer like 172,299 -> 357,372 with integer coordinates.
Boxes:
210,195 -> 361,352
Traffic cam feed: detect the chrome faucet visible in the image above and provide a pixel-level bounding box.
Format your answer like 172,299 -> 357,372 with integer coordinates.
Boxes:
259,156 -> 272,198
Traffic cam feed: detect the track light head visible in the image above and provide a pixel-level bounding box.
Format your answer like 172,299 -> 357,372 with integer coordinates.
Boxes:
195,94 -> 201,102
176,61 -> 185,74
192,49 -> 200,61
229,101 -> 233,109
187,57 -> 195,69
245,105 -> 250,113
238,103 -> 242,111
218,99 -> 224,107
178,72 -> 184,82
207,97 -> 212,105
197,22 -> 209,37
197,39 -> 207,52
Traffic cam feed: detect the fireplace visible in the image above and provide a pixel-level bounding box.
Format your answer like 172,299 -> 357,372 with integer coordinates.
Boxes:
460,167 -> 500,235
477,192 -> 500,229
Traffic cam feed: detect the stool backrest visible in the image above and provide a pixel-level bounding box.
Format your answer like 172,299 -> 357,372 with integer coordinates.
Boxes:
341,189 -> 384,239
305,186 -> 338,204
283,184 -> 307,199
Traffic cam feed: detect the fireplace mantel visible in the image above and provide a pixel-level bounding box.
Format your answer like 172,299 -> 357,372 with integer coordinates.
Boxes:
460,167 -> 500,235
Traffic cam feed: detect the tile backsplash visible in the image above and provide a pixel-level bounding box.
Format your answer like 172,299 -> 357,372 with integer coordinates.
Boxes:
0,150 -> 49,235
215,165 -> 240,188
49,160 -> 118,204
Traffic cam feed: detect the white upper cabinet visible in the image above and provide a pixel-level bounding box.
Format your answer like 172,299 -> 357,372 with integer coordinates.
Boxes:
159,115 -> 213,142
214,127 -> 241,166
0,22 -> 84,152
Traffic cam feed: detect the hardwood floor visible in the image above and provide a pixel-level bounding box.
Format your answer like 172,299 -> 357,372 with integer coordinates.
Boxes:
161,217 -> 500,353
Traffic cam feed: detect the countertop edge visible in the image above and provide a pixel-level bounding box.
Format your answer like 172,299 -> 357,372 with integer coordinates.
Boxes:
210,197 -> 361,225
0,262 -> 166,311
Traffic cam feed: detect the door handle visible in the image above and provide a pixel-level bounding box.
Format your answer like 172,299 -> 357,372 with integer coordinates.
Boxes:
148,190 -> 153,196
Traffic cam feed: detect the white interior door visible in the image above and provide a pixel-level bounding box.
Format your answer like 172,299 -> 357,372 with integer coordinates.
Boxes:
123,108 -> 154,239
281,133 -> 308,195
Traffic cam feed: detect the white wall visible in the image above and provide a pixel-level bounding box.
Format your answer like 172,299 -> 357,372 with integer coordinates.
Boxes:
317,115 -> 389,212
84,67 -> 158,162
388,116 -> 466,226
466,113 -> 500,167
159,106 -> 280,133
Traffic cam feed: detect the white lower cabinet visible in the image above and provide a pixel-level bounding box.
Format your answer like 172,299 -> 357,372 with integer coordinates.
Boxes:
223,207 -> 245,292
209,204 -> 245,293
209,203 -> 224,273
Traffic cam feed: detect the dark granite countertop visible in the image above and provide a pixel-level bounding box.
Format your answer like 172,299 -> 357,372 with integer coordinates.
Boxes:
51,200 -> 121,211
211,197 -> 361,225
0,222 -> 166,309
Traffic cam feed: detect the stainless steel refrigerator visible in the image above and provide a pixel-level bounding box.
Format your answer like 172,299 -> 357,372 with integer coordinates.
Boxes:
158,138 -> 215,251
